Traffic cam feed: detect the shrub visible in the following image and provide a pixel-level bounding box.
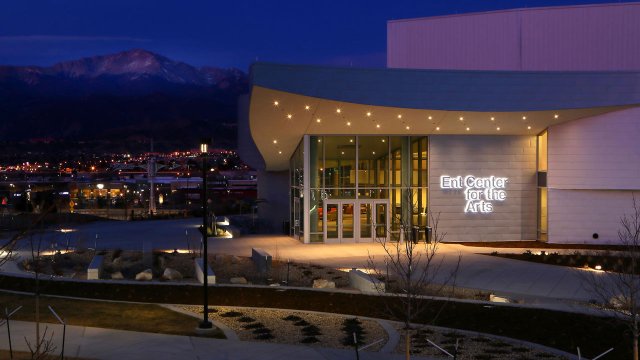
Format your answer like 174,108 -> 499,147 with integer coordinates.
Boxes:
301,336 -> 319,343
255,333 -> 275,340
302,325 -> 322,336
237,316 -> 256,323
243,322 -> 264,329
282,315 -> 303,322
294,320 -> 310,326
220,311 -> 243,317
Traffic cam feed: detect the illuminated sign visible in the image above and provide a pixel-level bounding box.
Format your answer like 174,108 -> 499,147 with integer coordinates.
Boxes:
440,175 -> 508,213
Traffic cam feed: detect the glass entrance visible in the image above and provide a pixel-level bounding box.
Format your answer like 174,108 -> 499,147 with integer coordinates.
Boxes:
325,200 -> 388,243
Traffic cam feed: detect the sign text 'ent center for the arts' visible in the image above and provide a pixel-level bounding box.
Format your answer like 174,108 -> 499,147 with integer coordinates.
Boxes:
440,175 -> 508,213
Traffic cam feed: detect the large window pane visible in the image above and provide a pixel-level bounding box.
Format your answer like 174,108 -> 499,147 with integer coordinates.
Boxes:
358,136 -> 389,187
324,136 -> 356,188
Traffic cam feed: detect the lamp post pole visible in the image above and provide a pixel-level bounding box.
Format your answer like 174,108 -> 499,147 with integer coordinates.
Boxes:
199,139 -> 212,330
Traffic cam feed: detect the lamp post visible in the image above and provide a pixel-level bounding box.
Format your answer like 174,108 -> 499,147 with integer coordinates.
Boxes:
199,138 -> 213,330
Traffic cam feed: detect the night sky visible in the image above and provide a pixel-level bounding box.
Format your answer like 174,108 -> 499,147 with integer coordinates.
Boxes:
0,0 -> 626,70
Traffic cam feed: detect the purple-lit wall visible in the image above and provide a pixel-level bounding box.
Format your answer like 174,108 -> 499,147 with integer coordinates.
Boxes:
388,3 -> 640,71
547,107 -> 640,244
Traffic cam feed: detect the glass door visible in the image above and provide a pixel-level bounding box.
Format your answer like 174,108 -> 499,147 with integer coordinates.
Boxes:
293,197 -> 301,240
374,201 -> 389,241
359,202 -> 373,242
324,200 -> 355,243
325,202 -> 339,242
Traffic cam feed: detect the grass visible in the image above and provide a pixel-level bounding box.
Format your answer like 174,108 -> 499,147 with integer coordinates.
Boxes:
0,350 -> 92,359
0,291 -> 225,339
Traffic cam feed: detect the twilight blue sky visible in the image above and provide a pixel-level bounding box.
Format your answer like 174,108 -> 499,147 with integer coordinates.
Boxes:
0,0 -> 626,70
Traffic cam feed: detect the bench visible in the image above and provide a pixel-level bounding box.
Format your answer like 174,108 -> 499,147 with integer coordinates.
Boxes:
194,258 -> 216,285
349,268 -> 385,294
87,255 -> 104,280
251,247 -> 272,273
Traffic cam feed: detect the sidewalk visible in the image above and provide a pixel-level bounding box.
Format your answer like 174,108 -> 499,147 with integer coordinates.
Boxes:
0,320 -> 435,360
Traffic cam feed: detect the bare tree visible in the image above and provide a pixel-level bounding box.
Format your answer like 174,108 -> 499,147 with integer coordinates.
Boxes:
367,203 -> 461,360
585,194 -> 640,360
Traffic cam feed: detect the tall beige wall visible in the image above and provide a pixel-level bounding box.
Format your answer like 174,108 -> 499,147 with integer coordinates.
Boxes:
429,136 -> 537,242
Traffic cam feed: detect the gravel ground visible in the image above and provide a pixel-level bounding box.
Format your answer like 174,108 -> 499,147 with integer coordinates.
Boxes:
181,305 -> 388,351
397,327 -> 568,360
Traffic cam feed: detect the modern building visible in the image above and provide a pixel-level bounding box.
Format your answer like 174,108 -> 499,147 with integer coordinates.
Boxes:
239,2 -> 640,244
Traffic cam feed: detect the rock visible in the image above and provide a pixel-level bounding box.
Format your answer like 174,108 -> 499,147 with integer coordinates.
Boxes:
162,267 -> 183,280
135,269 -> 153,281
230,277 -> 247,284
313,279 -> 336,289
111,271 -> 124,280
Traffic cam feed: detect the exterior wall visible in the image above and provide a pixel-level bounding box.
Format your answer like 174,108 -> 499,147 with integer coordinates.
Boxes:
548,190 -> 635,244
429,136 -> 537,242
388,3 -> 640,71
256,170 -> 289,234
547,107 -> 640,244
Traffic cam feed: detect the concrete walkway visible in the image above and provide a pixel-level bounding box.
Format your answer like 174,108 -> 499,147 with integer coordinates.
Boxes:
8,218 -> 607,306
0,320 -> 434,360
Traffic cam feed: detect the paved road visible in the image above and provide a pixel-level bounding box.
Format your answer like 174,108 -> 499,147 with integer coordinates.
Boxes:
0,320 -> 434,360
6,218 -> 604,305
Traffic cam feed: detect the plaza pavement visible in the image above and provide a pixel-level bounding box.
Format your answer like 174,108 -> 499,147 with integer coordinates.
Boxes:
8,218 -> 602,305
0,320 -> 434,360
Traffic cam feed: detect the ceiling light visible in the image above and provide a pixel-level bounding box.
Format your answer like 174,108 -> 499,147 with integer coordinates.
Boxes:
341,151 -> 345,155
428,116 -> 432,120
346,121 -> 351,126
497,127 -> 501,131
381,139 -> 385,142
459,116 -> 464,121
336,108 -> 341,113
466,127 -> 470,131
350,139 -> 353,143
273,140 -> 277,144
406,126 -> 410,130
372,151 -> 376,155
397,114 -> 402,119
287,114 -> 292,119
436,127 -> 440,131
527,126 -> 532,130
522,116 -> 527,120
273,101 -> 279,106
554,114 -> 559,119
491,117 -> 495,121
316,118 -> 321,123
278,151 -> 282,154
366,112 -> 371,117
376,124 -> 381,128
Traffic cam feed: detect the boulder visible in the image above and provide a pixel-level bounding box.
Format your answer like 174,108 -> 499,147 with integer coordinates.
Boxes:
135,269 -> 153,281
230,277 -> 248,284
313,279 -> 336,289
111,271 -> 124,280
162,267 -> 183,280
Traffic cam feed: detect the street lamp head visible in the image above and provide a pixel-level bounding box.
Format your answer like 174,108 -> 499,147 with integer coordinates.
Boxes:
200,138 -> 211,154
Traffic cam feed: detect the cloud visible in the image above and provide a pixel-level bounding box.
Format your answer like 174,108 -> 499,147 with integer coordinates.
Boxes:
0,35 -> 150,43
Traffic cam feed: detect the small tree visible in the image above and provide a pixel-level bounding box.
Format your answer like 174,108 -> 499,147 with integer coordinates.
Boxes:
585,194 -> 640,360
367,205 -> 461,360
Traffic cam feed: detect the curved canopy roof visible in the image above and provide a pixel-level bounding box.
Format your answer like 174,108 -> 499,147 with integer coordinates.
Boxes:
248,63 -> 640,170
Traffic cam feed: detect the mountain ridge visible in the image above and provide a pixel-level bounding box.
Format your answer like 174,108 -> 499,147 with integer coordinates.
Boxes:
0,49 -> 249,150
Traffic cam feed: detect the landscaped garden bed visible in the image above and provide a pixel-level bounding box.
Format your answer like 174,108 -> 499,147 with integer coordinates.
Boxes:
487,250 -> 635,273
181,305 -> 386,350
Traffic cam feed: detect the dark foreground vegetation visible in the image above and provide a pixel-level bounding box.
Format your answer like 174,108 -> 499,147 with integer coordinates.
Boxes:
0,274 -> 630,358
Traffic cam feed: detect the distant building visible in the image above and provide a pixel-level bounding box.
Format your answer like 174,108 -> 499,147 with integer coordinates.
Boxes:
239,3 -> 640,244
